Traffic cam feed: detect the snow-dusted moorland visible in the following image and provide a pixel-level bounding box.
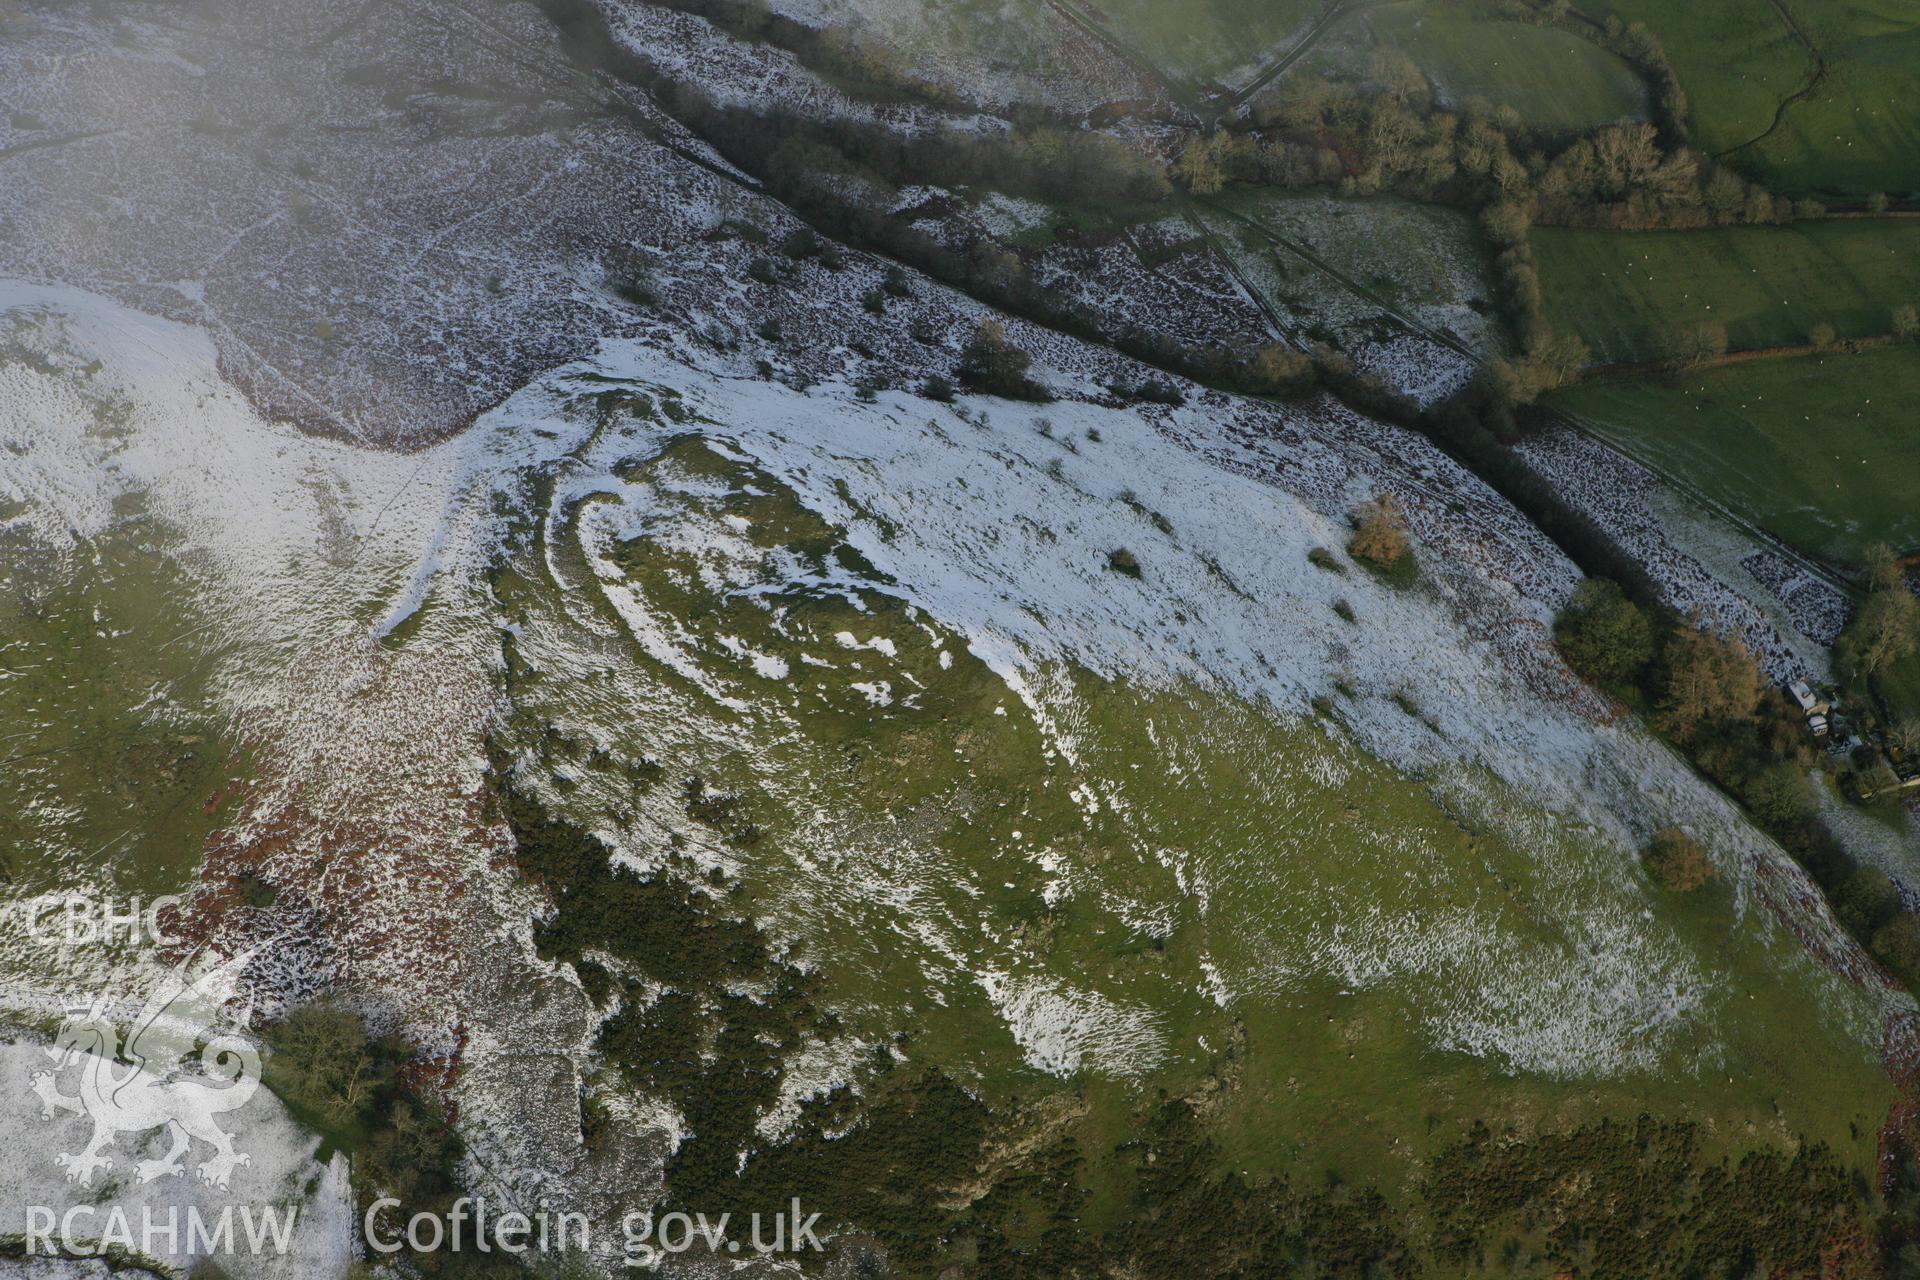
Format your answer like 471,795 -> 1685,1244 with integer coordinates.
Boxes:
0,0 -> 1913,1274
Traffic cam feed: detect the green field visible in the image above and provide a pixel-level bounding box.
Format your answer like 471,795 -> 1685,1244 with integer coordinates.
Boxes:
1089,0 -> 1320,87
1533,221 -> 1920,362
1591,0 -> 1813,152
1593,0 -> 1920,195
1745,13 -> 1920,195
1554,344 -> 1920,564
1280,1 -> 1651,130
1366,2 -> 1649,130
0,505 -> 240,904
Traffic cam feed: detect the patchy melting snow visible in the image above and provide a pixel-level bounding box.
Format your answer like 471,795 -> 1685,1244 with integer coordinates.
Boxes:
509,340 -> 1902,1080
2,261 -> 1901,1229
976,969 -> 1169,1077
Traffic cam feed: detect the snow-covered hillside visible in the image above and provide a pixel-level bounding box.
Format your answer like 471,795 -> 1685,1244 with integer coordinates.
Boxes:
2,260 -> 1903,1268
0,0 -> 1912,1273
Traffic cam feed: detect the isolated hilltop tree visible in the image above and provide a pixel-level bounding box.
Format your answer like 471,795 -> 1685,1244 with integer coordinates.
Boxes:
1644,827 -> 1714,892
956,319 -> 1049,402
1349,492 -> 1411,568
1810,320 -> 1838,351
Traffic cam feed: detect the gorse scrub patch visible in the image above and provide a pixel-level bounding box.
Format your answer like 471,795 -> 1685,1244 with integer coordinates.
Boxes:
469,769 -> 1898,1274
1644,827 -> 1715,892
1425,1116 -> 1871,1276
1348,493 -> 1410,568
494,781 -> 841,1208
1348,493 -> 1418,588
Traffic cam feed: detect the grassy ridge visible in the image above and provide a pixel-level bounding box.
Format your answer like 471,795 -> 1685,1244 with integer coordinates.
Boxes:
1553,344 -> 1920,563
1746,18 -> 1920,195
1533,221 -> 1920,362
496,391 -> 1895,1245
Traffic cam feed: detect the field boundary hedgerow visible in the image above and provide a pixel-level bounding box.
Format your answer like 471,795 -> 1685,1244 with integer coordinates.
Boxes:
1579,331 -> 1900,379
1531,220 -> 1920,364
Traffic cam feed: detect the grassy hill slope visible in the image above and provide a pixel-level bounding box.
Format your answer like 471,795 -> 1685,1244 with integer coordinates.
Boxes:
484,347 -> 1904,1271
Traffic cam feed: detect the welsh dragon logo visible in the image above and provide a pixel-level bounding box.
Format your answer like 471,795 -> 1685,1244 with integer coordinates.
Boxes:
30,950 -> 261,1190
